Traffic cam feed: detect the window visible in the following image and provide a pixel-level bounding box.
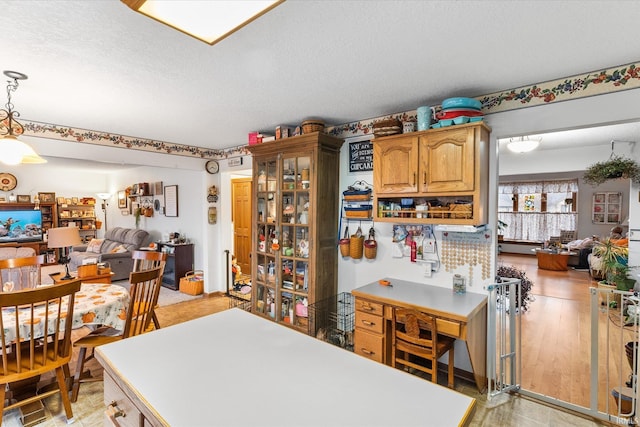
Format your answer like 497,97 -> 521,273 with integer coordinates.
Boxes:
498,179 -> 578,242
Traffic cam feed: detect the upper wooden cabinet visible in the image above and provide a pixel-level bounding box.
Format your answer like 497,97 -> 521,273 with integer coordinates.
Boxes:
373,122 -> 490,225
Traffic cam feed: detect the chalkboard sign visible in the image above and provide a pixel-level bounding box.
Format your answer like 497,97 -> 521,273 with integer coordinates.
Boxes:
349,140 -> 373,172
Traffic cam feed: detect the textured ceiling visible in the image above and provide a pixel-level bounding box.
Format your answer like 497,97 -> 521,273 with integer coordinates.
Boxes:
1,0 -> 640,153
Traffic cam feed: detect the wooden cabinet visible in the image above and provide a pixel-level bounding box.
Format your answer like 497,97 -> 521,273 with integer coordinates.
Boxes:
354,298 -> 385,363
247,132 -> 343,331
58,202 -> 97,242
373,122 -> 490,225
156,242 -> 194,290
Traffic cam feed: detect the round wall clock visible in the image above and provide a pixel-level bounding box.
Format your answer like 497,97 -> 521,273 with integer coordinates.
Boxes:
205,160 -> 219,174
0,173 -> 17,191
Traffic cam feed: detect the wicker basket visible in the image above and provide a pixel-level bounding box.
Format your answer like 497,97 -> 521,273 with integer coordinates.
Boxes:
372,118 -> 402,137
302,119 -> 325,134
450,203 -> 472,219
344,205 -> 372,218
364,228 -> 377,260
180,270 -> 204,295
428,205 -> 450,218
350,235 -> 364,259
339,226 -> 350,257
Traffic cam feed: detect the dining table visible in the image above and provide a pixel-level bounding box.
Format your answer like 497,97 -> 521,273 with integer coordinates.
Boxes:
1,282 -> 129,344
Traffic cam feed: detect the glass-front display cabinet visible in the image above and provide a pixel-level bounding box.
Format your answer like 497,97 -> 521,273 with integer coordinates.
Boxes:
248,132 -> 343,331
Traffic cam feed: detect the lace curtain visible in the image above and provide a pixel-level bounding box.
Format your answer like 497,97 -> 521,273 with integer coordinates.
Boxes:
499,179 -> 578,242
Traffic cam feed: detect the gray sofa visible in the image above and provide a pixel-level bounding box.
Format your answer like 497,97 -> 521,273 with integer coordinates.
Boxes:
69,227 -> 151,281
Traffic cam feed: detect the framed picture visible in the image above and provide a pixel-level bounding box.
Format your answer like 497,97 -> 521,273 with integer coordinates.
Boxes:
17,195 -> 31,203
118,190 -> 128,209
71,197 -> 79,205
57,197 -> 65,204
0,197 -> 6,203
164,185 -> 178,217
38,192 -> 55,203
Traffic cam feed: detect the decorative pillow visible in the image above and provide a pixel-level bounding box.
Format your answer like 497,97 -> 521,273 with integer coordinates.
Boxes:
86,239 -> 104,254
110,244 -> 127,254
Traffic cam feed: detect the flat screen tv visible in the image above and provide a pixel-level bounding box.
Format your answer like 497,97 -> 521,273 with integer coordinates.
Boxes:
0,209 -> 43,243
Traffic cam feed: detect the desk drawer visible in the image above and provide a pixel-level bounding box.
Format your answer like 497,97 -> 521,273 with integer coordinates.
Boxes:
354,329 -> 384,363
355,310 -> 384,334
104,372 -> 145,427
355,299 -> 383,316
436,318 -> 462,338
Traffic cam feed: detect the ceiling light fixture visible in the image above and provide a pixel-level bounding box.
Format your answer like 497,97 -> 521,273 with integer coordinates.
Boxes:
507,136 -> 541,153
0,70 -> 46,165
121,0 -> 285,46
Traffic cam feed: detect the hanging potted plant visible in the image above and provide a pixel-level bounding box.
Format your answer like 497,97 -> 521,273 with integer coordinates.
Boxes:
583,155 -> 640,186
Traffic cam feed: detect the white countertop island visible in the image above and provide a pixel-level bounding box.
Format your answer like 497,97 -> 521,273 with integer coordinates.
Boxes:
96,308 -> 476,426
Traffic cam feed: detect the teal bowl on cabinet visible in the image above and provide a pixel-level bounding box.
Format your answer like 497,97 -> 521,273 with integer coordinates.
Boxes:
441,97 -> 482,110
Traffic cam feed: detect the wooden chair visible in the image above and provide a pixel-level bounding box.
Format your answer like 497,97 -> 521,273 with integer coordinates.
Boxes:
131,250 -> 167,329
392,308 -> 456,388
0,254 -> 45,291
0,279 -> 82,424
71,266 -> 163,402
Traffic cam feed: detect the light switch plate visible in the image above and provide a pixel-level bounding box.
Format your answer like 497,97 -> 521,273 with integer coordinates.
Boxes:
629,229 -> 640,241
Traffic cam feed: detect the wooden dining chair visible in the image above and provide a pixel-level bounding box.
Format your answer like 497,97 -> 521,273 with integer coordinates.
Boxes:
71,266 -> 163,402
392,308 -> 456,388
0,278 -> 82,424
131,250 -> 167,329
0,254 -> 45,291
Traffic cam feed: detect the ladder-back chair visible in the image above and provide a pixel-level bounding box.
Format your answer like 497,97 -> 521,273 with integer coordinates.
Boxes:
0,254 -> 45,291
0,279 -> 82,424
71,266 -> 163,402
392,308 -> 456,388
131,250 -> 167,329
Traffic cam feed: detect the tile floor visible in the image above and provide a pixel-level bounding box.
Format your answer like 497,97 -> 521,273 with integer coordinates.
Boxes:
2,294 -> 616,426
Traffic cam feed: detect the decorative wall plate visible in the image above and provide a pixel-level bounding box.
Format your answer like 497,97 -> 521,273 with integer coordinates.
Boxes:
0,173 -> 17,191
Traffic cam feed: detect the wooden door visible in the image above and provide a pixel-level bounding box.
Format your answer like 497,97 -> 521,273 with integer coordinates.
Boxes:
373,134 -> 419,194
419,127 -> 475,193
232,178 -> 252,276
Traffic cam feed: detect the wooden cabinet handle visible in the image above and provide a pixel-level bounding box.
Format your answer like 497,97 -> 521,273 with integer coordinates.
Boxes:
361,305 -> 374,311
107,401 -> 126,422
413,172 -> 416,186
361,348 -> 374,355
361,320 -> 375,327
423,171 -> 427,185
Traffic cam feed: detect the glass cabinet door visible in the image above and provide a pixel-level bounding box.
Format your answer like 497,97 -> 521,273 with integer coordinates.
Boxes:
254,158 -> 278,317
279,155 -> 311,328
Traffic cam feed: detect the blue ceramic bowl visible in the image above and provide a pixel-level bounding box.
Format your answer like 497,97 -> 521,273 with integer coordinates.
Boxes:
439,119 -> 454,127
453,116 -> 470,125
442,97 -> 482,110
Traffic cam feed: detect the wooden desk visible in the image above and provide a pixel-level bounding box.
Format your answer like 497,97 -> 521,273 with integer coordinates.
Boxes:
533,249 -> 576,271
96,309 -> 476,426
351,278 -> 488,392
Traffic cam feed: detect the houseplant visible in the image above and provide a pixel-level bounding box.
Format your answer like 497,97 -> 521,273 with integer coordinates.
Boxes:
496,265 -> 535,312
583,155 -> 640,186
591,238 -> 634,307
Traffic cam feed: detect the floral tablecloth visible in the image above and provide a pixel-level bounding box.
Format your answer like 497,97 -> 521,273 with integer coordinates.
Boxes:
1,283 -> 129,343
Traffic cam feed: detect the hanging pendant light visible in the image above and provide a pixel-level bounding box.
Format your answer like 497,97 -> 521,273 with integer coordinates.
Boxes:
0,70 -> 46,165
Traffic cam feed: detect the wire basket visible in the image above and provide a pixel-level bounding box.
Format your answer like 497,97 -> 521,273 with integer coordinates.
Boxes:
308,292 -> 354,351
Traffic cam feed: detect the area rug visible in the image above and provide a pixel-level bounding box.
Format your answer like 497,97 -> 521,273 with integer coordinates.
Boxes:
40,264 -> 202,307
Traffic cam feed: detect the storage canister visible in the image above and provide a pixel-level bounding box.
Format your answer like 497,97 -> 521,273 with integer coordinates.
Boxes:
453,274 -> 466,294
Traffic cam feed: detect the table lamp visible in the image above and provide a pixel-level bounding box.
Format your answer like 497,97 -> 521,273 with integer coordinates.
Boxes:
47,226 -> 82,280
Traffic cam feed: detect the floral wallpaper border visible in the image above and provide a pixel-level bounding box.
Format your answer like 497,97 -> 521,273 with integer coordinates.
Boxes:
327,61 -> 640,139
20,61 -> 640,155
21,120 -> 249,160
